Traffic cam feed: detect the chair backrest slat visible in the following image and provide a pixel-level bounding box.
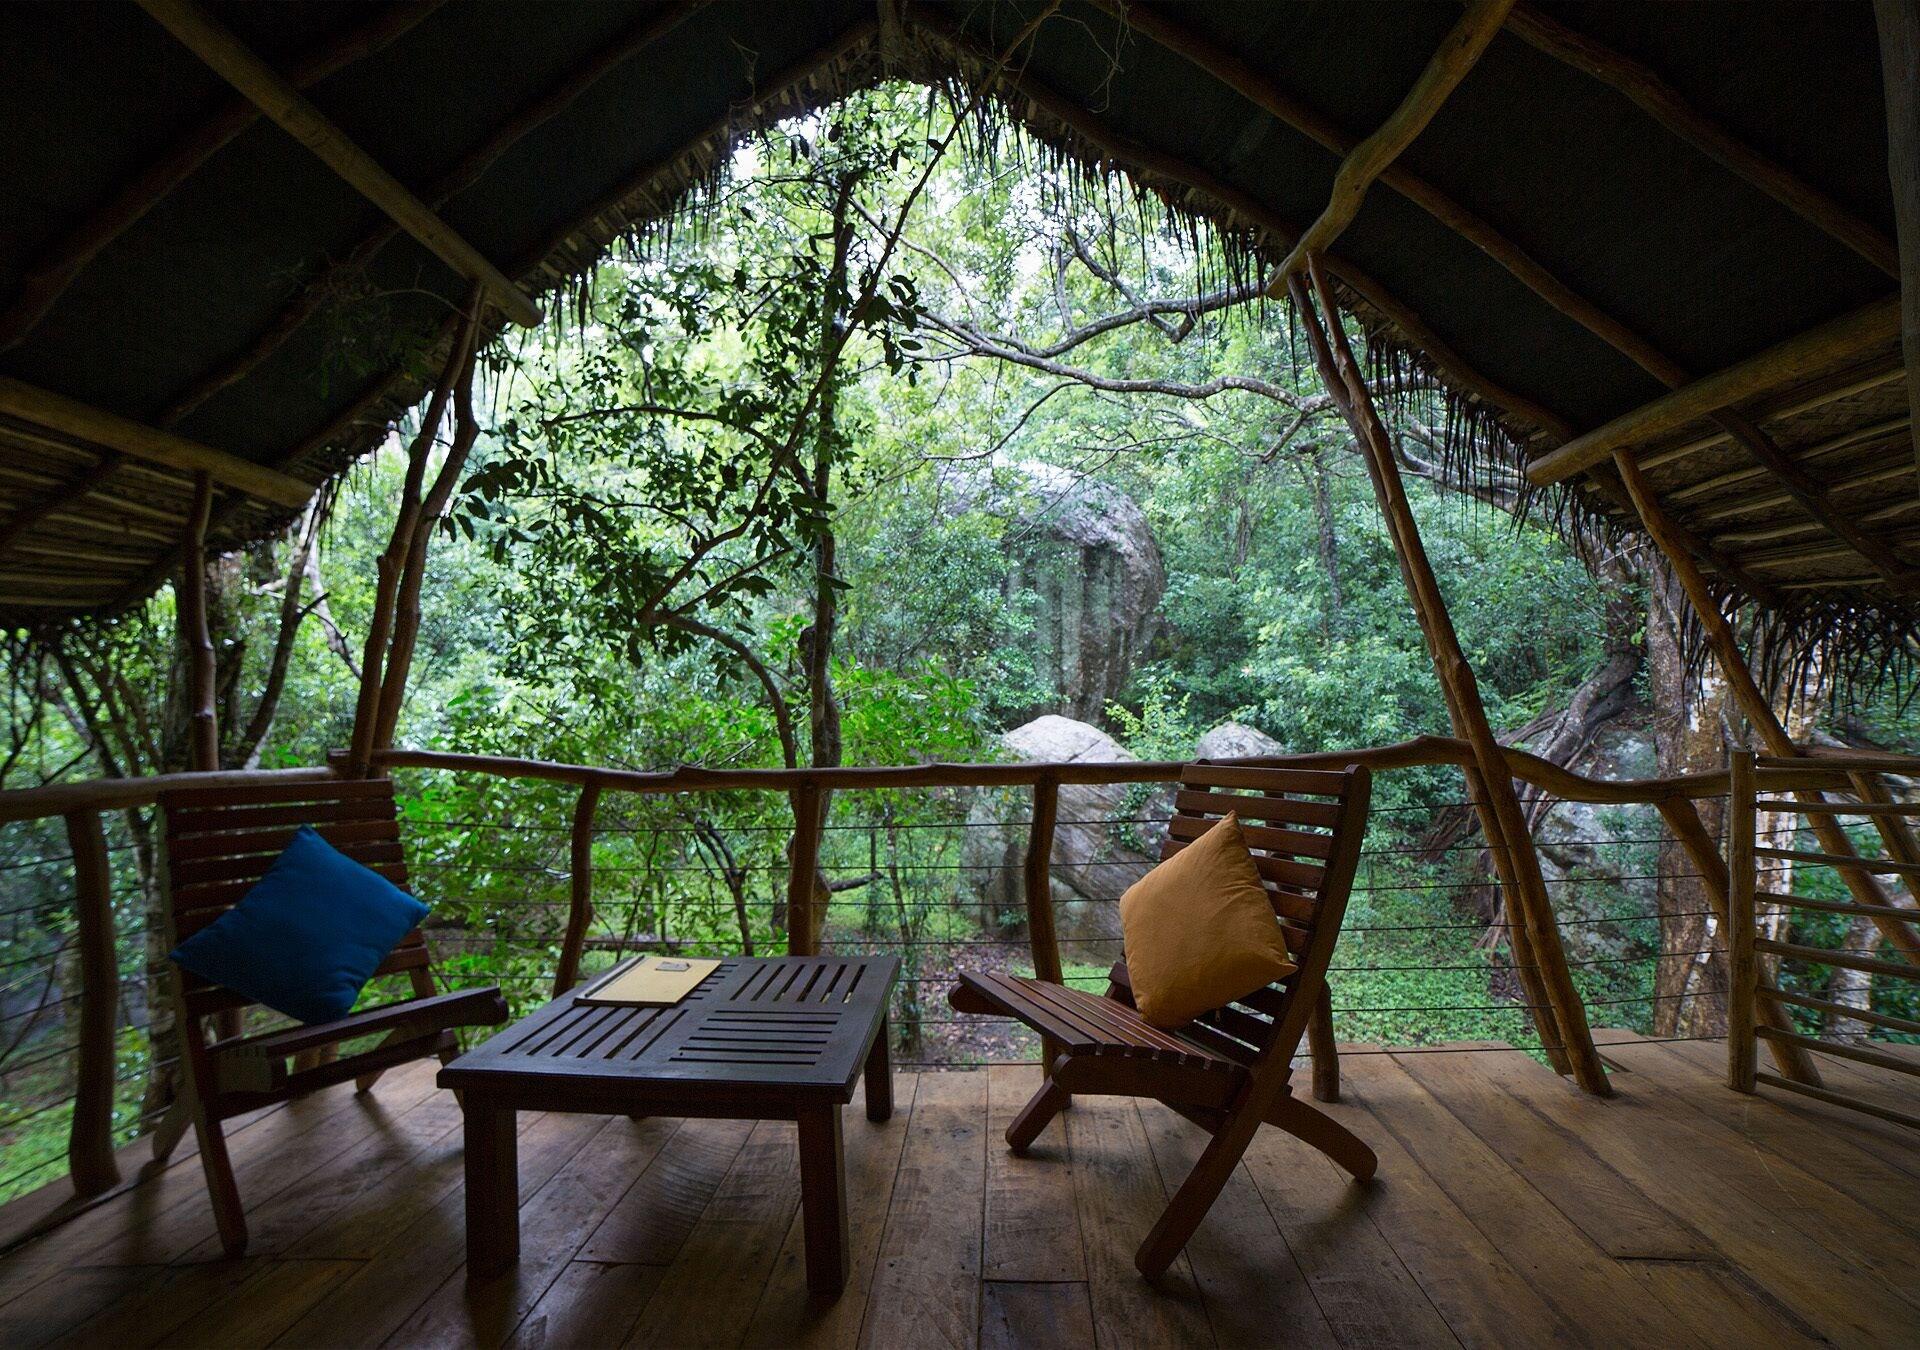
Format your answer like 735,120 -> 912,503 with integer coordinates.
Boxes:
161,779 -> 425,1023
1151,762 -> 1371,1067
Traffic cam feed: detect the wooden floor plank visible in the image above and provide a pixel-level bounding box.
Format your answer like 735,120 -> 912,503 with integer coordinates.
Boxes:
153,1257 -> 358,1348
982,1064 -> 1085,1282
622,1119 -> 804,1348
743,1073 -> 919,1350
1660,1038 -> 1920,1178
1241,1106 -> 1457,1348
1136,1101 -> 1339,1349
504,1261 -> 664,1350
979,1280 -> 1095,1350
1599,1035 -> 1920,1226
1062,1094 -> 1214,1350
1393,1046 -> 1710,1260
391,1114 -> 680,1348
1625,1258 -> 1826,1349
0,1263 -> 165,1347
577,1117 -> 748,1265
1296,1059 -> 1582,1349
273,1111 -> 606,1348
857,1068 -> 988,1350
49,1255 -> 275,1347
1466,1045 -> 1920,1345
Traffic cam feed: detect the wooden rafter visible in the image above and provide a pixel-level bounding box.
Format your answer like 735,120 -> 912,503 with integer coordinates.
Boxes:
1528,299 -> 1904,485
0,378 -> 310,509
0,453 -> 123,560
1507,3 -> 1898,277
157,1 -> 703,428
1109,3 -> 1916,589
0,1 -> 444,356
135,0 -> 542,328
1268,0 -> 1516,287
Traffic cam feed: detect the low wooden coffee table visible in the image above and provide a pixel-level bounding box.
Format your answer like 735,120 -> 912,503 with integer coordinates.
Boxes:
439,953 -> 899,1294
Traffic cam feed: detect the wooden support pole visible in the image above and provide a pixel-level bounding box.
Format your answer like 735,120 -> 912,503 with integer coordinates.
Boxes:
134,0 -> 541,327
1878,0 -> 1920,482
1725,753 -> 1758,1092
64,809 -> 120,1197
555,781 -> 602,996
1293,258 -> 1611,1095
1529,299 -> 1903,486
1508,2 -> 1899,277
1465,764 -> 1573,1074
1612,448 -> 1920,962
786,783 -> 825,957
1023,775 -> 1065,1068
1845,769 -> 1920,913
344,308 -> 476,776
181,473 -> 218,773
1656,796 -> 1818,1084
1270,0 -> 1516,287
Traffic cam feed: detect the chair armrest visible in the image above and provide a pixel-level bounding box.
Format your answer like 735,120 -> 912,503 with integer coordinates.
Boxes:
218,986 -> 509,1062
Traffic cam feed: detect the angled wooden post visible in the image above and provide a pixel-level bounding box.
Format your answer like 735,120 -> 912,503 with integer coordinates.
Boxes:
1292,258 -> 1611,1095
65,808 -> 120,1196
1726,753 -> 1759,1092
1464,764 -> 1573,1074
1612,448 -> 1920,962
1023,775 -> 1065,1068
555,780 -> 602,995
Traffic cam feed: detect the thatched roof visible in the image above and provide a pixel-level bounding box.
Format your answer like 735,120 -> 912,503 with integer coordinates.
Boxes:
0,1 -> 1912,662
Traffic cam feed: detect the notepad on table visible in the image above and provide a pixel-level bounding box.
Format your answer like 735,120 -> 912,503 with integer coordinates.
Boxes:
576,954 -> 721,1006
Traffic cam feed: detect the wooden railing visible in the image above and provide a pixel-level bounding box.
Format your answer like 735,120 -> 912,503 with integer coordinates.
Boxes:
1727,749 -> 1920,1128
0,736 -> 1867,1231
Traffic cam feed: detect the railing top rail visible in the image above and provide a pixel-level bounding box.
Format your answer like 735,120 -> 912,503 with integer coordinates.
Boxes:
0,766 -> 335,825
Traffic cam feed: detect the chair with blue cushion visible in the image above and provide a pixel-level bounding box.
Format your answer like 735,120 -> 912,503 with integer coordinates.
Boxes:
157,777 -> 508,1256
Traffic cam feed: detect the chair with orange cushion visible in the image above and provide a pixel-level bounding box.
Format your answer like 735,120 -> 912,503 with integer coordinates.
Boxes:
950,762 -> 1375,1278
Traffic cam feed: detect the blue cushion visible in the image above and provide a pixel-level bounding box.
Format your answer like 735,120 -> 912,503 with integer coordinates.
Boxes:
169,825 -> 429,1025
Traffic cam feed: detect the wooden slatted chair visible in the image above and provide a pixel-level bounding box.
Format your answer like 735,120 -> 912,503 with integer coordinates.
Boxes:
156,777 -> 509,1256
950,762 -> 1376,1278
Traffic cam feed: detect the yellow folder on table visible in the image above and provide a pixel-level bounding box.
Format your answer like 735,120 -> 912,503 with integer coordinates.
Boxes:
576,954 -> 720,1006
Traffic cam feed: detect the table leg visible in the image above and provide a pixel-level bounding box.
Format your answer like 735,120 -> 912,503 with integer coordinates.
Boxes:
464,1099 -> 519,1278
797,1104 -> 849,1296
864,1014 -> 892,1123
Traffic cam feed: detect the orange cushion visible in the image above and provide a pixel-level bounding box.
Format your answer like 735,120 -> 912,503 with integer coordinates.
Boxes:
1118,812 -> 1296,1028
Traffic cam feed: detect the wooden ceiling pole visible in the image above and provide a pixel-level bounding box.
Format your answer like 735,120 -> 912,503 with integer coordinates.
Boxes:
0,1 -> 443,356
0,453 -> 124,561
1268,0 -> 1516,288
157,1 -> 703,428
1612,449 -> 1920,959
1507,3 -> 1898,277
134,0 -> 542,328
1876,0 -> 1920,484
0,378 -> 310,509
1294,256 -> 1612,1095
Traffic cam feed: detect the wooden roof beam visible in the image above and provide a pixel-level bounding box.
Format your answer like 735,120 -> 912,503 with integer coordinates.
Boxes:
1507,3 -> 1898,278
0,1 -> 443,356
1268,0 -> 1516,288
1877,0 -> 1920,481
135,0 -> 543,328
0,379 -> 310,509
156,1 -> 702,428
1527,298 -> 1904,486
1107,4 -> 1915,589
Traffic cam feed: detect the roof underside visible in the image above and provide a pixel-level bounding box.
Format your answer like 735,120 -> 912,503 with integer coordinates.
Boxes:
0,0 -> 1911,663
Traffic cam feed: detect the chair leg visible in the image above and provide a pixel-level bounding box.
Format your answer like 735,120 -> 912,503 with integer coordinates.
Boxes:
192,1105 -> 248,1257
1266,1092 -> 1377,1181
149,1088 -> 194,1165
1134,1107 -> 1260,1279
1005,1074 -> 1071,1155
1309,983 -> 1339,1103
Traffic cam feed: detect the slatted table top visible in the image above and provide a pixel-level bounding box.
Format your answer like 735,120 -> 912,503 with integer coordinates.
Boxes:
439,954 -> 899,1105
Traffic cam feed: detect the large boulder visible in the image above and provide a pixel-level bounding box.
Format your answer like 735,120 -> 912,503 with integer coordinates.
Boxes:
1195,721 -> 1285,760
949,461 -> 1165,722
964,715 -> 1171,963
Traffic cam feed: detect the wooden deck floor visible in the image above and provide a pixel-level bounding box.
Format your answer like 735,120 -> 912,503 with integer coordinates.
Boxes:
2,1033 -> 1917,1348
